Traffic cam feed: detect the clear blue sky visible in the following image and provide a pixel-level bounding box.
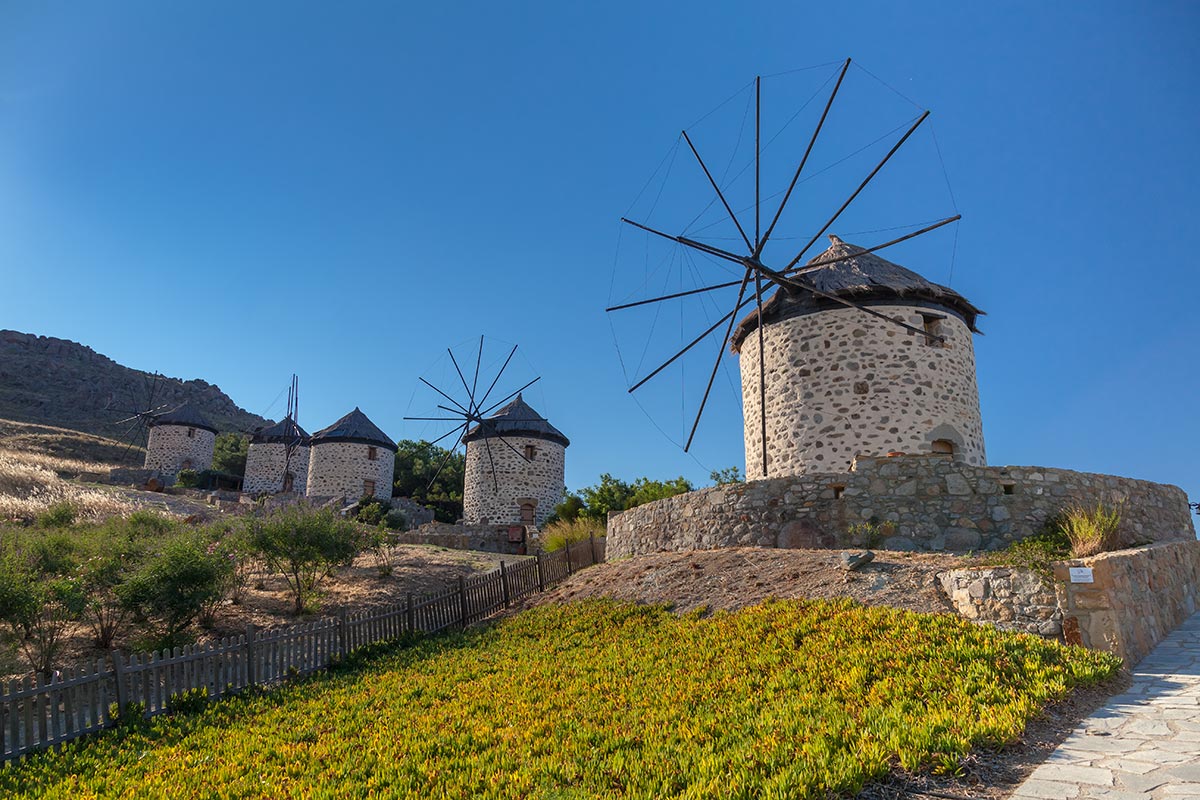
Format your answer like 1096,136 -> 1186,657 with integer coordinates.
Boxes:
1,2 -> 1196,504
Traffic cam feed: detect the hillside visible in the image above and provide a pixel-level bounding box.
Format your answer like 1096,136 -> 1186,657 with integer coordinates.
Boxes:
0,330 -> 269,443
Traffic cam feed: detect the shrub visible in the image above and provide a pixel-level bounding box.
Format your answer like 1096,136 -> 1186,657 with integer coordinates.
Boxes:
977,522 -> 1071,581
244,507 -> 368,614
174,470 -> 199,489
843,521 -> 893,549
1060,501 -> 1123,557
0,559 -> 85,677
36,501 -> 77,528
541,518 -> 603,553
355,500 -> 388,526
119,535 -> 231,650
383,508 -> 407,531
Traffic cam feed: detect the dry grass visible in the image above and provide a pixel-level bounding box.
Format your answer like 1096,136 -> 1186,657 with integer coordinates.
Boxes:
0,449 -> 138,523
1060,500 -> 1124,557
540,517 -> 605,552
0,418 -> 143,466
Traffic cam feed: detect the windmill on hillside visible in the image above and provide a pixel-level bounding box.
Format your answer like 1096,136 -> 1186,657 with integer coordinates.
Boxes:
244,375 -> 310,495
105,371 -> 170,465
608,59 -> 983,480
406,337 -> 569,527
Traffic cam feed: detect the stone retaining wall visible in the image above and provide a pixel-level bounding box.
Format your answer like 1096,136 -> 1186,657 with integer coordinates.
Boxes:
607,454 -> 1193,558
395,522 -> 532,555
939,567 -> 1061,637
1054,540 -> 1200,666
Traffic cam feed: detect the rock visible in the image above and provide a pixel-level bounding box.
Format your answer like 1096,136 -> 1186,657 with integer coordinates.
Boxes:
840,550 -> 875,570
882,536 -> 917,552
944,528 -> 982,551
944,473 -> 972,495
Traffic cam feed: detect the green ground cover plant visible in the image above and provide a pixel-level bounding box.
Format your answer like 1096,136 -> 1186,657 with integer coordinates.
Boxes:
0,598 -> 1120,799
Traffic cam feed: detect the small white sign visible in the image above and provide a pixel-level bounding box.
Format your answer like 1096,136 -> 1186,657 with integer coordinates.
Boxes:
1069,567 -> 1095,584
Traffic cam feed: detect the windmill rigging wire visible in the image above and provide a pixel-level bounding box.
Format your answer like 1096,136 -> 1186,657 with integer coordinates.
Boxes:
622,137 -> 682,220
929,125 -> 959,213
851,62 -> 923,111
759,60 -> 846,79
683,78 -> 755,131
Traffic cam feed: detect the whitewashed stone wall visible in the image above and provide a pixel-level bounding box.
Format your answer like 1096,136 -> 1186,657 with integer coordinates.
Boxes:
305,442 -> 393,501
243,443 -> 310,495
462,435 -> 565,527
144,424 -> 215,473
739,304 -> 985,479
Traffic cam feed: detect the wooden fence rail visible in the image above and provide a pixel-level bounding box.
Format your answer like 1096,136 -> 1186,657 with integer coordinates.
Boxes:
0,536 -> 605,764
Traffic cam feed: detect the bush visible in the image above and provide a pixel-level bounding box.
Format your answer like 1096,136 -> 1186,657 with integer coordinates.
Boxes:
244,507 -> 368,615
541,518 -> 604,553
174,470 -> 199,489
36,501 -> 77,528
119,535 -> 231,650
355,500 -> 388,526
383,509 -> 407,531
0,558 -> 85,677
1060,501 -> 1123,557
977,522 -> 1071,581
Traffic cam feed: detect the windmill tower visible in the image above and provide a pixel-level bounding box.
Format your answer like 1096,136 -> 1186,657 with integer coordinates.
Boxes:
461,394 -> 569,527
244,376 -> 310,495
144,403 -> 217,474
305,408 -> 396,501
731,235 -> 985,478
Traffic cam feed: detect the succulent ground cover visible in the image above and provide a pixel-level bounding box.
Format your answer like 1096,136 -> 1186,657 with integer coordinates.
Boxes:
0,599 -> 1120,799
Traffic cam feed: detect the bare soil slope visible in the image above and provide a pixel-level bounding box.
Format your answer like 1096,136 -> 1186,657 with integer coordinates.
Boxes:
528,546 -> 969,615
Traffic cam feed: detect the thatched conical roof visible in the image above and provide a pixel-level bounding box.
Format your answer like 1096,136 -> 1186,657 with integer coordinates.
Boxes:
310,408 -> 396,451
150,403 -> 217,434
463,394 -> 569,447
731,235 -> 983,351
250,416 -> 309,445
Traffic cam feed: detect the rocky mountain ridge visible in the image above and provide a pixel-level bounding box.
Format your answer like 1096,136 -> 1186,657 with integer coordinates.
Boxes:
0,330 -> 270,443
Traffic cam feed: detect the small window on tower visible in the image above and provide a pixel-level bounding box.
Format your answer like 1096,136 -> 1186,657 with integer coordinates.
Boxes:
363,479 -> 376,497
524,444 -> 537,460
920,314 -> 945,347
367,446 -> 378,461
931,439 -> 955,456
187,427 -> 196,439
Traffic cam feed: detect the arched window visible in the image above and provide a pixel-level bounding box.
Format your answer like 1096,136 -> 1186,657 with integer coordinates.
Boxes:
931,439 -> 955,456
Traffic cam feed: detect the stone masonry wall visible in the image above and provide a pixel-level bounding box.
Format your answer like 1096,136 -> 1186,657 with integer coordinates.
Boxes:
940,567 -> 1062,637
462,435 -> 565,527
739,304 -> 985,479
607,454 -> 1194,558
243,442 -> 310,495
305,442 -> 393,501
1054,540 -> 1200,666
144,424 -> 215,473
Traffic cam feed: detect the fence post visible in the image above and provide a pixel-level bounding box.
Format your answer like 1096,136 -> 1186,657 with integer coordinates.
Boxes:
338,609 -> 349,656
245,625 -> 257,687
110,650 -> 127,716
535,551 -> 544,592
458,575 -> 469,629
499,561 -> 510,607
565,539 -> 573,575
406,592 -> 415,633
589,532 -> 597,565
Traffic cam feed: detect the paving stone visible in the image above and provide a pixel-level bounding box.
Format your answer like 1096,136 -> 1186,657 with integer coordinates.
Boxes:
1013,778 -> 1081,798
1165,763 -> 1200,782
1126,719 -> 1176,737
1113,771 -> 1170,793
1097,758 -> 1162,775
1028,765 -> 1114,785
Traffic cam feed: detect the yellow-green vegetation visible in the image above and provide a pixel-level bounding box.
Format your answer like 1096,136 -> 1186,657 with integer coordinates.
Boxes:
540,517 -> 604,552
0,599 -> 1120,799
1061,500 -> 1124,557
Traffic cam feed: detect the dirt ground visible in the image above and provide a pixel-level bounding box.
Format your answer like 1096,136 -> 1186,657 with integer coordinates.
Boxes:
524,546 -> 1130,800
524,546 -> 968,615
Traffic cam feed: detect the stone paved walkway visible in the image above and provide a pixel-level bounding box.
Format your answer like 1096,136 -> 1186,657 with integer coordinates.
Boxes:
1012,612 -> 1200,800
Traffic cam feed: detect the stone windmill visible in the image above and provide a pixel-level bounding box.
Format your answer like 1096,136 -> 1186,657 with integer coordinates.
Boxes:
608,58 -> 979,480
405,337 -> 568,527
244,375 -> 310,495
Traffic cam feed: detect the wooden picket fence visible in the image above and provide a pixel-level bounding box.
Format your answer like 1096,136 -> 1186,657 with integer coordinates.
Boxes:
0,536 -> 605,763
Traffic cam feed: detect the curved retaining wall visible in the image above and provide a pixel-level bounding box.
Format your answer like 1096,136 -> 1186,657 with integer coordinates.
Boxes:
606,454 -> 1194,559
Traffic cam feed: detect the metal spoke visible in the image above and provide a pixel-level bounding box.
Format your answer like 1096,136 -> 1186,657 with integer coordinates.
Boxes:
482,436 -> 499,491
628,307 -> 738,393
420,377 -> 471,415
619,218 -> 745,265
755,75 -> 761,250
470,336 -> 483,405
757,58 -> 851,257
426,424 -> 467,491
754,270 -> 768,476
782,110 -> 930,272
608,214 -> 960,313
682,131 -> 753,252
479,376 -> 541,417
476,344 -> 519,414
684,268 -> 753,451
447,349 -> 477,415
425,422 -> 469,450
478,420 -> 533,462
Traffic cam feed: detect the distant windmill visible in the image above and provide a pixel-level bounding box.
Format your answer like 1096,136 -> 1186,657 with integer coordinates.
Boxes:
106,371 -> 170,465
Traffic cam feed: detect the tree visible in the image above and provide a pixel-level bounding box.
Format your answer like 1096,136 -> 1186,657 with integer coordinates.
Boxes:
212,433 -> 249,477
629,476 -> 693,507
710,466 -> 744,485
393,439 -> 465,523
0,555 -> 85,677
572,473 -> 694,521
244,507 -> 367,614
